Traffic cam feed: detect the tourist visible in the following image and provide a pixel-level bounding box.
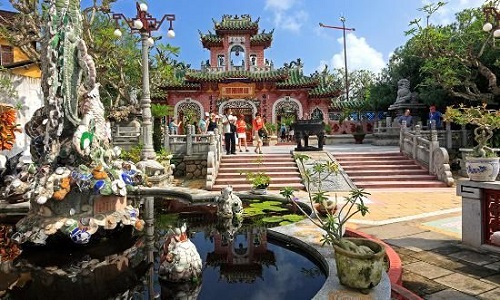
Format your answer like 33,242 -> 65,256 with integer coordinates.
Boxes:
279,123 -> 287,142
428,105 -> 443,129
199,112 -> 209,134
207,113 -> 217,134
398,109 -> 413,127
252,113 -> 266,154
222,108 -> 236,155
236,114 -> 249,152
169,118 -> 181,135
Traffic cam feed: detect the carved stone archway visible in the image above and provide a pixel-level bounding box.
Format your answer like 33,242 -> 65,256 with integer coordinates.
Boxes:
272,97 -> 302,124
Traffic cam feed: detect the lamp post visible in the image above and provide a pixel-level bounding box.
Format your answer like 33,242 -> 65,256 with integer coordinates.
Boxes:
113,2 -> 175,160
320,17 -> 355,102
483,6 -> 500,38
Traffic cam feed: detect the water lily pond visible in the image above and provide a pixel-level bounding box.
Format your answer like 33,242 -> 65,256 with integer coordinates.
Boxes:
0,196 -> 326,299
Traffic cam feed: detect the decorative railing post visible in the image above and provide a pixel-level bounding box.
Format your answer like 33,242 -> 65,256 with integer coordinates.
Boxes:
461,125 -> 468,147
186,125 -> 193,156
413,124 -> 420,158
429,126 -> 439,175
445,122 -> 452,149
163,123 -> 171,152
399,122 -> 405,152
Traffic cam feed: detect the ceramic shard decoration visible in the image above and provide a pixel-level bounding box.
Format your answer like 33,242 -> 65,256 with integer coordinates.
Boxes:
3,0 -> 146,245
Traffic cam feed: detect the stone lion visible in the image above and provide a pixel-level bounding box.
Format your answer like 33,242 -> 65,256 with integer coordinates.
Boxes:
395,79 -> 412,104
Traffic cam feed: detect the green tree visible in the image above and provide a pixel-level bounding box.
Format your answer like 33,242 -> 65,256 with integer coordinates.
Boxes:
151,103 -> 173,151
405,1 -> 500,105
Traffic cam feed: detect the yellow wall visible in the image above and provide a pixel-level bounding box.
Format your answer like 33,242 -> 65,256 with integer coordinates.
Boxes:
0,37 -> 41,78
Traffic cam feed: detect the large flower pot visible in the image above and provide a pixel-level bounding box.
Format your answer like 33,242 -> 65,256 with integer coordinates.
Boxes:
465,157 -> 500,182
333,237 -> 386,291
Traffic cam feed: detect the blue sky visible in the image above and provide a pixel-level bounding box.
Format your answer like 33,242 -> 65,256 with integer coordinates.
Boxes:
3,0 -> 488,75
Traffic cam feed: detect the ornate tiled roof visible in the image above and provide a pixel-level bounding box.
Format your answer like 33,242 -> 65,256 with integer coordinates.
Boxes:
184,69 -> 288,82
250,30 -> 273,48
213,14 -> 259,34
276,63 -> 319,89
162,69 -> 201,90
308,65 -> 342,98
199,30 -> 223,48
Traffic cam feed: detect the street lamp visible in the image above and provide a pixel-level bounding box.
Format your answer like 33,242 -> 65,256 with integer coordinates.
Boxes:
319,17 -> 355,102
483,6 -> 500,38
113,2 -> 175,160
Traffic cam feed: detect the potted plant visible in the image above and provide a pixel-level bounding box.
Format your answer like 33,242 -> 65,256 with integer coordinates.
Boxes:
262,122 -> 277,146
245,171 -> 271,194
280,154 -> 386,292
444,104 -> 500,181
352,123 -> 366,144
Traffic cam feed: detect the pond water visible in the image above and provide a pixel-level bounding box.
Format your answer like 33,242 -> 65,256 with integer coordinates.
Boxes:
0,197 -> 326,299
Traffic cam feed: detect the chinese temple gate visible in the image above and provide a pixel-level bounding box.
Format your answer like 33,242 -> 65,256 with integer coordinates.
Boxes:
162,14 -> 339,135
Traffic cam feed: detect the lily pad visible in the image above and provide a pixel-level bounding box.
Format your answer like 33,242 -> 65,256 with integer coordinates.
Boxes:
261,216 -> 284,223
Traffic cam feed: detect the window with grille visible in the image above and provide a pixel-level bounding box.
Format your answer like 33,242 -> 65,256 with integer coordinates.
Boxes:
0,45 -> 14,66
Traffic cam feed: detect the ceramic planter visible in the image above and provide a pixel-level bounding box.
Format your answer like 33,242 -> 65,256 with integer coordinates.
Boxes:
465,157 -> 500,181
333,237 -> 386,291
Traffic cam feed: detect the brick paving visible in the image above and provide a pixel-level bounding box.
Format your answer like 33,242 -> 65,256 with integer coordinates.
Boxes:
254,144 -> 500,299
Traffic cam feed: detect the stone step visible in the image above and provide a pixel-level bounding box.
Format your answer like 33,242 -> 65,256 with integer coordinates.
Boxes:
349,174 -> 438,181
214,176 -> 302,185
221,156 -> 294,163
341,164 -> 424,170
332,152 -> 403,158
220,162 -> 298,168
218,166 -> 299,173
353,180 -> 448,189
337,160 -> 417,166
344,169 -> 429,176
212,182 -> 305,191
217,171 -> 301,179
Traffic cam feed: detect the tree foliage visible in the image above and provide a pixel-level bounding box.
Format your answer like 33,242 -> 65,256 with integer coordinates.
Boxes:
404,1 -> 500,105
0,0 -> 181,114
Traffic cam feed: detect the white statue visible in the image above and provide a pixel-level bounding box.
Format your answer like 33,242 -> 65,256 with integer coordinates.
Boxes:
215,186 -> 243,219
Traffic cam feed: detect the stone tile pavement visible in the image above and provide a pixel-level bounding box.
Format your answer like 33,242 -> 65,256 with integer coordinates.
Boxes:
180,143 -> 500,299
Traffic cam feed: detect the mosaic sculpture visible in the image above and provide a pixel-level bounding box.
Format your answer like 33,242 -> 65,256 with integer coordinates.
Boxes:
4,0 -> 145,245
159,223 -> 203,282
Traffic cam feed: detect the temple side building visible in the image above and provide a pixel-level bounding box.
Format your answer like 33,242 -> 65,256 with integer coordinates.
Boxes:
162,14 -> 339,136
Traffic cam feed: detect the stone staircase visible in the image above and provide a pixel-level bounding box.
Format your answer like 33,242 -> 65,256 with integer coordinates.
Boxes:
332,151 -> 448,189
212,153 -> 305,191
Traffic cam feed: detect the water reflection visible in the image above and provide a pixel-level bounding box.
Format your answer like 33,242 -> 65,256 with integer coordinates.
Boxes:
0,196 -> 325,300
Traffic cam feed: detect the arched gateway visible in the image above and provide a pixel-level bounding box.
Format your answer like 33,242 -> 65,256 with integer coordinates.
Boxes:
162,15 -> 340,133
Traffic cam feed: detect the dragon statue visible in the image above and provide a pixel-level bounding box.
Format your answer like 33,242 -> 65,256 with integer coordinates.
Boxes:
4,0 -> 145,245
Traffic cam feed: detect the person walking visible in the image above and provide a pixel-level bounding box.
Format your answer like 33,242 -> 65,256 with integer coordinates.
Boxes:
236,114 -> 249,152
222,108 -> 236,155
252,113 -> 266,154
169,118 -> 181,135
428,105 -> 443,129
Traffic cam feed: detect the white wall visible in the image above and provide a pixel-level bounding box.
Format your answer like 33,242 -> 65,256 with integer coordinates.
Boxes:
0,73 -> 43,158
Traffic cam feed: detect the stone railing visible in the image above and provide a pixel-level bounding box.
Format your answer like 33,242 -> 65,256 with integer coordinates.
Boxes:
399,123 -> 455,186
163,125 -> 223,189
111,125 -> 141,150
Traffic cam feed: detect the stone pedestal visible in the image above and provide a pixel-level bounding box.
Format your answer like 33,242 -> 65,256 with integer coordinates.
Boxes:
458,180 -> 500,253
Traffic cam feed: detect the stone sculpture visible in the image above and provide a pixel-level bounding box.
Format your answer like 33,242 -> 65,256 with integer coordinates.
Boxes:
394,79 -> 414,104
159,223 -> 203,282
215,186 -> 243,219
4,0 -> 145,245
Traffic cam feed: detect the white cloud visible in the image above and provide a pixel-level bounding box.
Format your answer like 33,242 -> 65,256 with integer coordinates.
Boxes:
321,33 -> 386,75
265,0 -> 296,11
264,0 -> 308,33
